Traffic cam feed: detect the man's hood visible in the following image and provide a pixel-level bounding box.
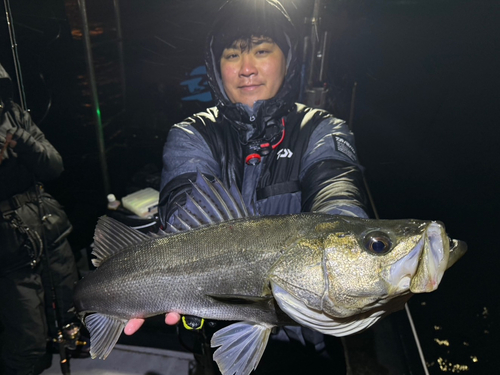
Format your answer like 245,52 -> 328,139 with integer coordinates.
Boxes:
204,0 -> 300,142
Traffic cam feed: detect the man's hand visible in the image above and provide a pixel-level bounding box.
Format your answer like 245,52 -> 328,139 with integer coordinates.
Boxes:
0,133 -> 16,165
123,312 -> 181,335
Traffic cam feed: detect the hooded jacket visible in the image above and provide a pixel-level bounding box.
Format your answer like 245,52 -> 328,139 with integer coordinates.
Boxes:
0,61 -> 73,266
159,0 -> 368,226
0,63 -> 64,201
0,64 -> 78,374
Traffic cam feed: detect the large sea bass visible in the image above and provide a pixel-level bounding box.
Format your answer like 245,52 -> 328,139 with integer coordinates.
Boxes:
73,174 -> 466,375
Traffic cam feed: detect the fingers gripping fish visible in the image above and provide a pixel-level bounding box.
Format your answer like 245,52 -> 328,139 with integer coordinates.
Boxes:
73,172 -> 467,375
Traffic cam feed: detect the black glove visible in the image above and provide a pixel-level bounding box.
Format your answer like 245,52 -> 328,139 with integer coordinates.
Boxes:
9,127 -> 38,154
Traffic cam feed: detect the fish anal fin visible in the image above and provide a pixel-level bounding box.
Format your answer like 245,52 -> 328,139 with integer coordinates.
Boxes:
207,294 -> 272,305
211,321 -> 272,375
85,313 -> 127,359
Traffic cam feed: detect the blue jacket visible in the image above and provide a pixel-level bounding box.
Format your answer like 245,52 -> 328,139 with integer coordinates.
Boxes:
159,103 -> 368,226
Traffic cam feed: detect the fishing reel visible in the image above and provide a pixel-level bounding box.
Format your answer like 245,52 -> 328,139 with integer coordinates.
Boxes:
53,322 -> 89,357
61,323 -> 81,350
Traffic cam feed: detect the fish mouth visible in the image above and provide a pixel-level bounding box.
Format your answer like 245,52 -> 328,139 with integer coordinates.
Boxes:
389,222 -> 450,293
447,238 -> 467,269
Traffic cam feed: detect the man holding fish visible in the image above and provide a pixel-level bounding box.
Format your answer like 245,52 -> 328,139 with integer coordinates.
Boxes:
74,1 -> 466,375
128,0 -> 368,339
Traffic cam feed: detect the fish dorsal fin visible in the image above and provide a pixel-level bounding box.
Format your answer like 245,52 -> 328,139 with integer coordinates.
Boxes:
85,313 -> 127,359
168,171 -> 256,232
92,216 -> 149,267
211,321 -> 272,375
271,282 -> 382,337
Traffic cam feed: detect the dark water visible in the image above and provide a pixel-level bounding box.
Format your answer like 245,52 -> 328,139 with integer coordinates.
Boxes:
1,0 -> 498,373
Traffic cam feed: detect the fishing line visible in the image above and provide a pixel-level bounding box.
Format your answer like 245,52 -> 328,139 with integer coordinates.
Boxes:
362,174 -> 430,375
405,304 -> 431,375
356,81 -> 429,373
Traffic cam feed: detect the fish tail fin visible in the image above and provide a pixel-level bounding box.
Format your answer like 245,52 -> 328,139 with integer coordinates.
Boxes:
211,322 -> 272,375
85,313 -> 127,359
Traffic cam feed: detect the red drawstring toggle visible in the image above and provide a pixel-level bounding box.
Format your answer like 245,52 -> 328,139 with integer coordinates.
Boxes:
245,153 -> 261,165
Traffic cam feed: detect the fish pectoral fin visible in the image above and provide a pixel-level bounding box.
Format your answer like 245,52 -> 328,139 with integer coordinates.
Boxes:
207,294 -> 272,305
85,313 -> 127,359
211,321 -> 272,375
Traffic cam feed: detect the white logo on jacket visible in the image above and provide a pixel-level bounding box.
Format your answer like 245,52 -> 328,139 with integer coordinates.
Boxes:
277,148 -> 293,160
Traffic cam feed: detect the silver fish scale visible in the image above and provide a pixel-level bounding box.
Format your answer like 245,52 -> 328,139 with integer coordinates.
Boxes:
74,213 -> 335,325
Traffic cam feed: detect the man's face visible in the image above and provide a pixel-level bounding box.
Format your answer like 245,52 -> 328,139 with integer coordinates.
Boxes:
220,37 -> 286,108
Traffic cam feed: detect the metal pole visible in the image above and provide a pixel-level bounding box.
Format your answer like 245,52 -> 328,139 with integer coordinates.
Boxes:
348,82 -> 357,131
307,0 -> 322,87
112,0 -> 126,109
298,36 -> 309,103
78,0 -> 111,195
318,31 -> 329,83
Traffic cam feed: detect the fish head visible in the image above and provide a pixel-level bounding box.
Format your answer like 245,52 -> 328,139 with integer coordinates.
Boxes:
321,218 -> 452,316
270,216 -> 466,336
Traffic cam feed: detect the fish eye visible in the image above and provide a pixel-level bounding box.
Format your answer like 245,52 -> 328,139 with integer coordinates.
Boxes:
363,231 -> 392,255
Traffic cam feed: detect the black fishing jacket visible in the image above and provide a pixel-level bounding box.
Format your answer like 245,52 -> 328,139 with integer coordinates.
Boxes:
158,0 -> 368,226
0,64 -> 63,201
0,63 -> 73,270
0,65 -> 77,375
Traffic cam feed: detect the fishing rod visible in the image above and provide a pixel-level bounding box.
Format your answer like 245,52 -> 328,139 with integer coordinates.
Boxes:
2,1 -> 72,374
302,1 -> 430,374
3,0 -> 27,111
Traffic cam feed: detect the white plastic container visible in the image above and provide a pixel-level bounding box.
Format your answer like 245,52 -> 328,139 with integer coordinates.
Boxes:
121,188 -> 159,218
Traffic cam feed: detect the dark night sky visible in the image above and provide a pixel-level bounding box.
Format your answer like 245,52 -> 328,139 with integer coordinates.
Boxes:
1,0 -> 499,373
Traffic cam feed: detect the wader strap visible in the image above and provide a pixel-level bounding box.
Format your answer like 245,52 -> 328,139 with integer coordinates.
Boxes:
0,186 -> 41,217
256,180 -> 300,200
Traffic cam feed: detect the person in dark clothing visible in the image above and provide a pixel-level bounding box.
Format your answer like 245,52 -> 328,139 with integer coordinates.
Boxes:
126,1 -> 368,372
158,0 -> 367,222
0,62 -> 79,375
126,0 -> 368,335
